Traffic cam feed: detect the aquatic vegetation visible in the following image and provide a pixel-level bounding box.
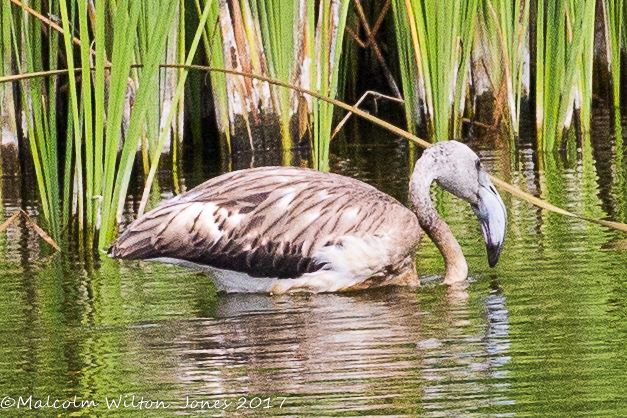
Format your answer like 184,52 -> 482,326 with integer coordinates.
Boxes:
0,0 -> 186,252
392,0 -> 479,141
2,0 -> 627,255
477,0 -> 530,137
200,0 -> 349,170
389,0 -> 619,152
3,3 -> 627,412
603,0 -> 624,116
535,0 -> 596,152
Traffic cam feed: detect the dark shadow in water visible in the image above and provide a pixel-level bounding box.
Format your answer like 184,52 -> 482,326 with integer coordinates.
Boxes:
590,101 -> 616,219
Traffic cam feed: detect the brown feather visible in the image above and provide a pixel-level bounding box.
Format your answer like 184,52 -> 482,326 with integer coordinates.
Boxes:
109,166 -> 420,279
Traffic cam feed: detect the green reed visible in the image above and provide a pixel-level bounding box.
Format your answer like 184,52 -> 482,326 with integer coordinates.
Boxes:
1,0 -> 189,251
573,0 -> 596,134
253,0 -> 297,146
0,0 -> 351,252
312,0 -> 350,171
3,0 -> 627,256
100,0 -> 181,249
389,0 -> 609,152
198,0 -> 348,169
603,0 -> 623,115
391,0 -> 420,134
135,0 -> 212,218
535,0 -> 595,152
12,0 -> 62,242
392,0 -> 478,142
478,0 -> 529,137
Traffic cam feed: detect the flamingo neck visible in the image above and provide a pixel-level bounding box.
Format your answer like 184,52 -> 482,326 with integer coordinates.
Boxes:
409,155 -> 468,284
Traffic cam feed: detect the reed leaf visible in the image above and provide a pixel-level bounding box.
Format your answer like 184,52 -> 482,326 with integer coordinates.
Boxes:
59,0 -> 87,240
312,0 -> 350,171
93,0 -> 106,232
16,0 -> 61,241
253,0 -> 296,144
100,0 -> 179,247
536,0 -> 595,152
602,0 -> 623,113
392,0 -> 478,142
479,0 -> 530,136
391,0 -> 422,134
77,0 -> 96,240
136,0 -> 212,218
99,0 -> 143,249
572,0 -> 595,133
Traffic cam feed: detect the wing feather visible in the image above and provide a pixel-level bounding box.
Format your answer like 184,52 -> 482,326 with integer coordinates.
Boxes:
109,166 -> 420,278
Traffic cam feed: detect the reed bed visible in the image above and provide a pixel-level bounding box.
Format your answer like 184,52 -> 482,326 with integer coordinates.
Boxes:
199,0 -> 349,170
477,0 -> 530,137
2,0 -> 627,255
535,0 -> 596,152
391,0 -> 618,153
603,0 -> 624,115
0,0 -> 186,252
0,0 -> 351,251
392,0 -> 479,141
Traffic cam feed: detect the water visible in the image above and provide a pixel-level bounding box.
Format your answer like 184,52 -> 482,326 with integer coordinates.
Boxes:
1,119 -> 627,417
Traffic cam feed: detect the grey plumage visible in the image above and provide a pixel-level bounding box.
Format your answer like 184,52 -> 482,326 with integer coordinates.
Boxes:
109,166 -> 420,282
109,141 -> 507,292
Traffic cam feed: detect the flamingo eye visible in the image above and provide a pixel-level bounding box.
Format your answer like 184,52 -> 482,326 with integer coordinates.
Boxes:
475,159 -> 482,171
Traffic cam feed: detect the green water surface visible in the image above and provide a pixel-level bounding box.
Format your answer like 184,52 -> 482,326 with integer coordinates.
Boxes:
1,119 -> 627,417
